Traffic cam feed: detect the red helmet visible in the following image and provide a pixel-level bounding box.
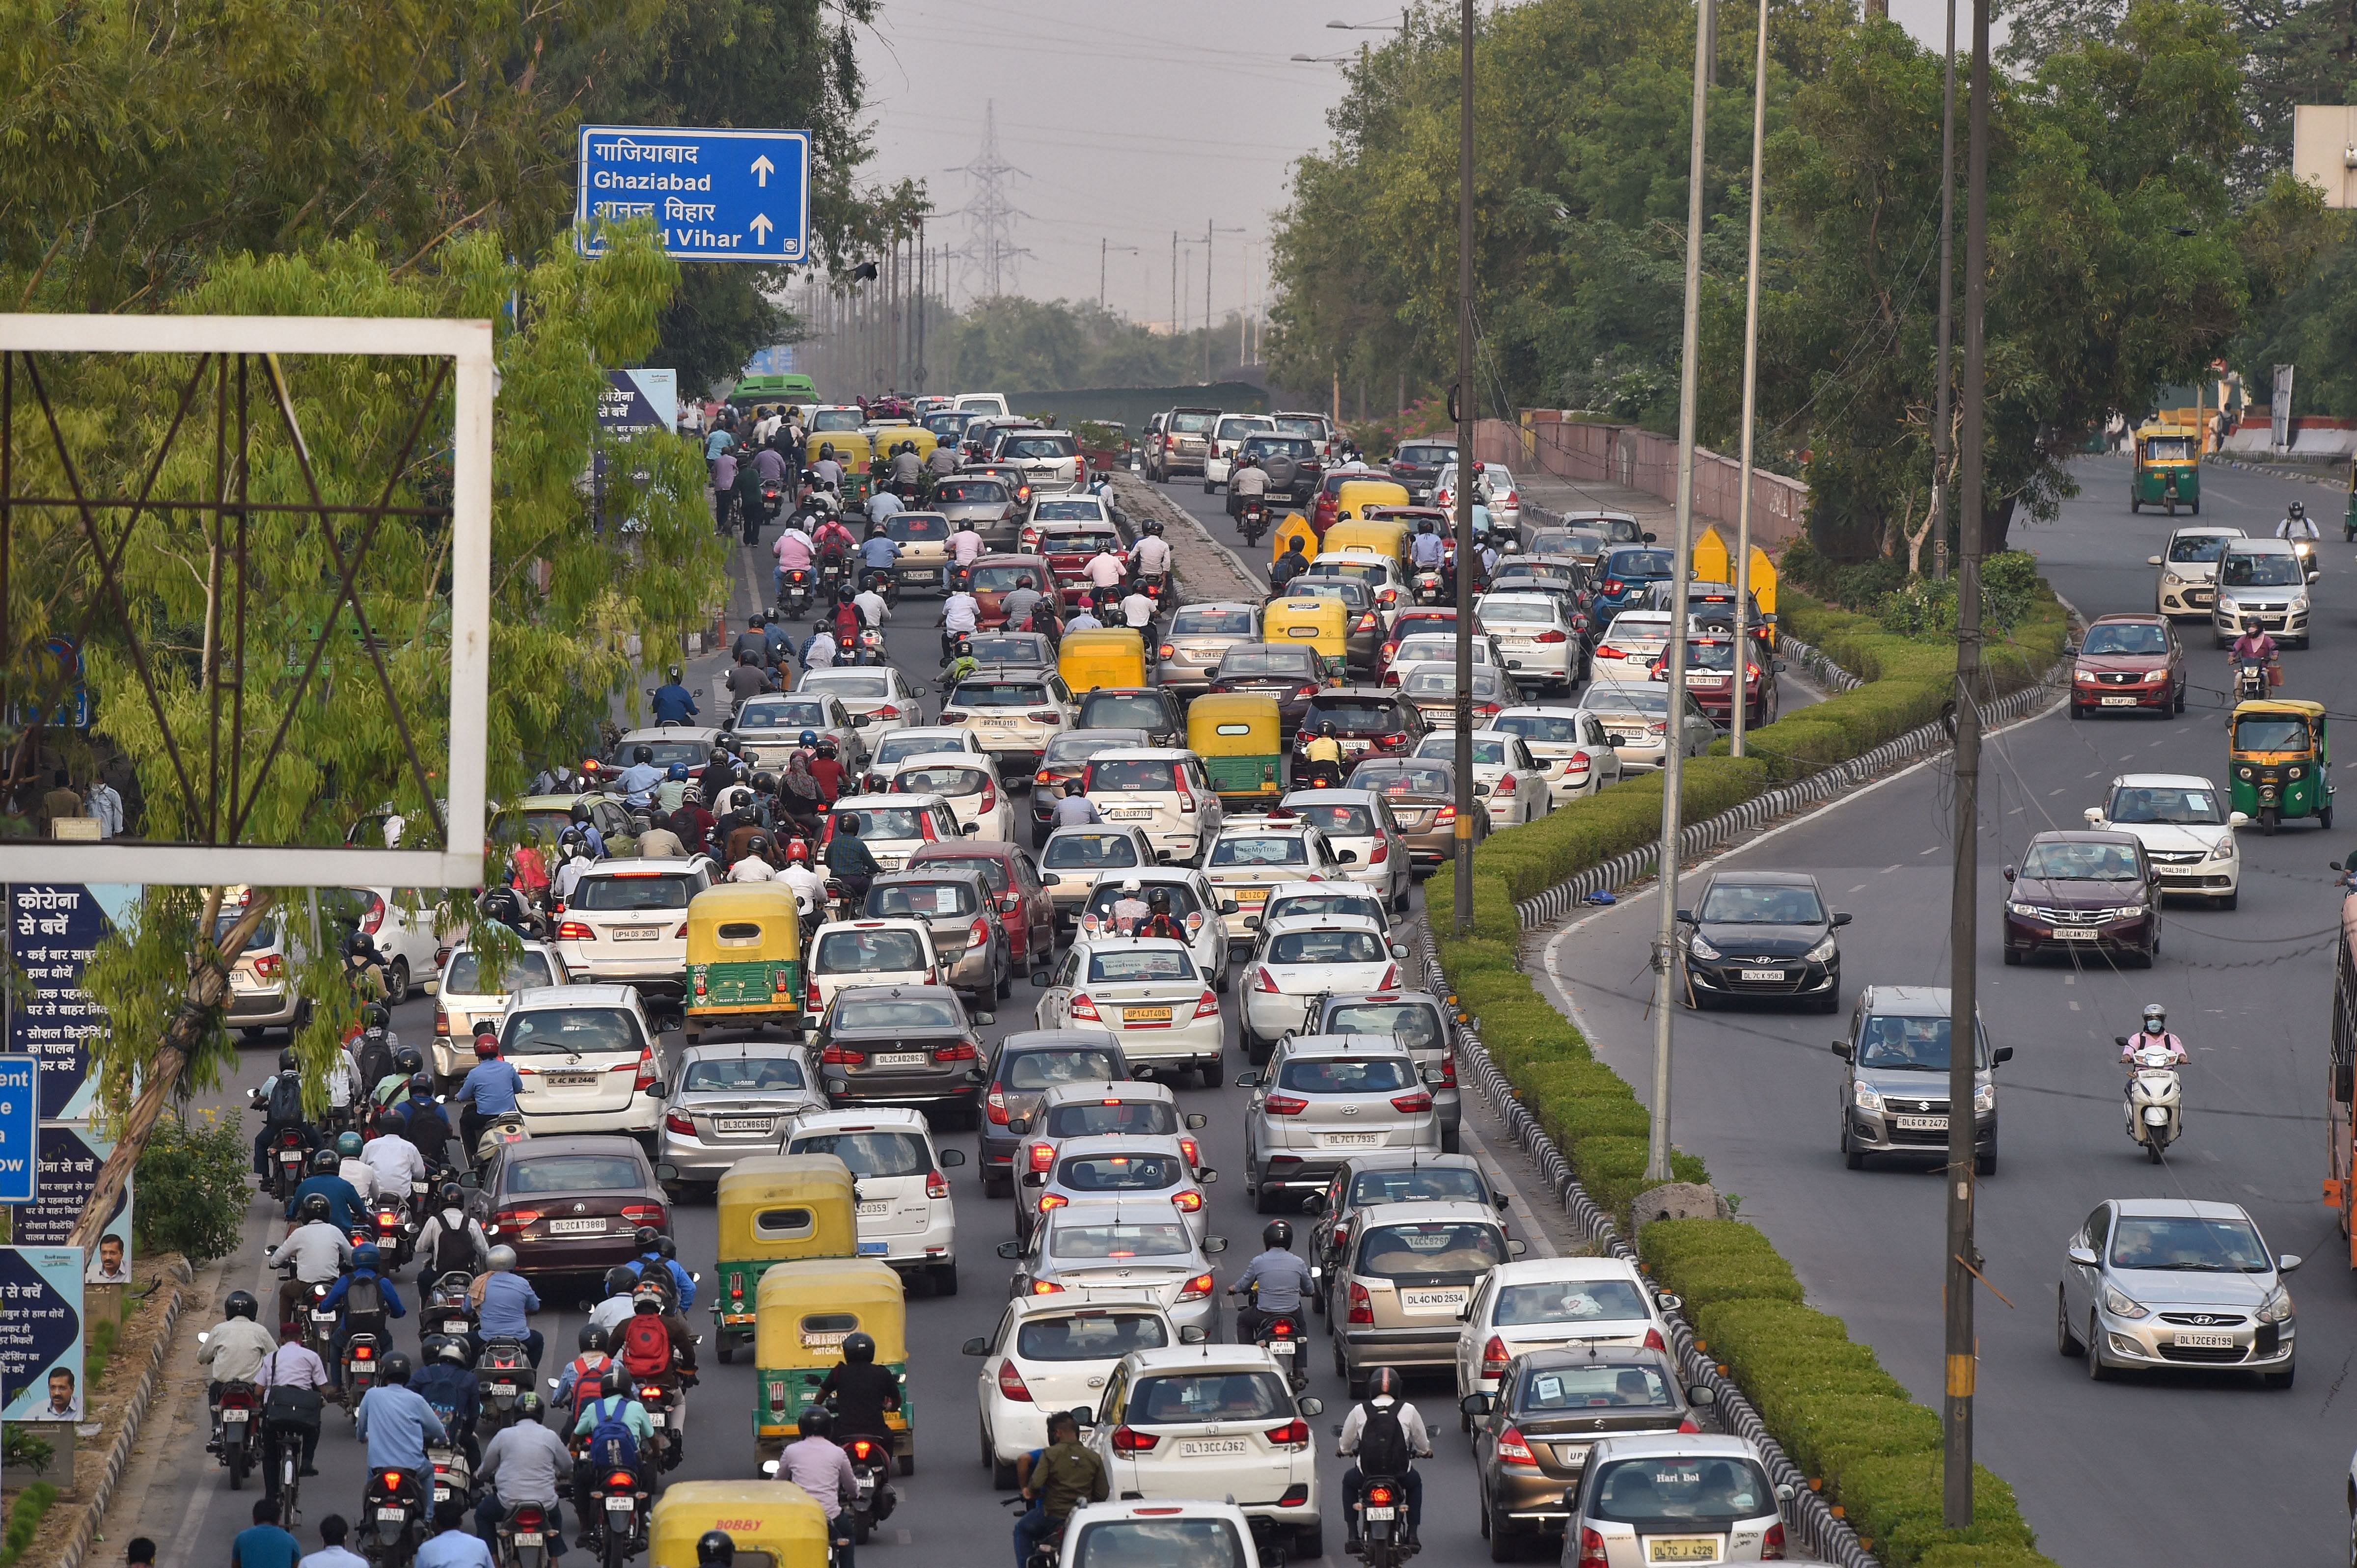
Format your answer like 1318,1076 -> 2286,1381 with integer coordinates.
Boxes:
785,838 -> 811,865
474,1034 -> 500,1059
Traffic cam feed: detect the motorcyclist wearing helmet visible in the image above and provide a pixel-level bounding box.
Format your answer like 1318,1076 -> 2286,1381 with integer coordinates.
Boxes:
556,1325 -> 614,1419
630,1228 -> 697,1310
699,1528 -> 743,1568
779,831 -> 831,919
818,1331 -> 903,1456
354,1349 -> 447,1489
285,1143 -> 371,1236
197,1289 -> 277,1450
656,760 -> 694,814
320,1242 -> 406,1388
340,929 -> 393,1006
651,666 -> 699,726
562,798 -> 609,860
779,1407 -> 860,1568
1128,517 -> 1172,585
334,1128 -> 382,1210
1231,448 -> 1270,509
998,573 -> 1045,631
370,1043 -> 429,1116
454,1027 -> 524,1159
1012,1406 -> 1107,1568
1409,516 -> 1445,570
586,1265 -> 646,1342
468,1244 -> 544,1370
571,1363 -> 654,1528
252,1044 -> 323,1180
1052,778 -> 1100,829
942,632 -> 980,686
1227,1220 -> 1316,1343
613,744 -> 664,805
1270,534 -> 1311,592
475,1387 -> 573,1558
416,1181 -> 492,1286
413,1334 -> 484,1465
2277,500 -> 2321,542
396,1072 -> 457,1164
727,832 -> 780,882
265,1192 -> 355,1334
1109,878 -> 1151,936
1083,536 -> 1128,595
1137,887 -> 1187,944
636,809 -> 689,861
359,1107 -> 428,1198
618,1284 -> 697,1460
1337,1365 -> 1432,1549
824,811 -> 880,906
2121,1002 -> 2188,1066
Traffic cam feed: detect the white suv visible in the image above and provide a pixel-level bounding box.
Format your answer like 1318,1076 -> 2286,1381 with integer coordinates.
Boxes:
1083,749 -> 1225,865
1087,1346 -> 1325,1560
785,1107 -> 964,1294
966,1298 -> 1196,1487
432,940 -> 568,1083
1056,1502 -> 1270,1568
1204,414 -> 1276,492
939,670 -> 1077,777
552,859 -> 714,998
500,985 -> 669,1138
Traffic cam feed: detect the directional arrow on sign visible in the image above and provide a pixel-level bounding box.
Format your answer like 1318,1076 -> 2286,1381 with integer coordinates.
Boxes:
749,214 -> 774,244
751,154 -> 775,187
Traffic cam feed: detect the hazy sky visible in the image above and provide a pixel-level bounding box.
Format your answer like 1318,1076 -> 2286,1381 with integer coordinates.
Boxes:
858,0 -> 1961,330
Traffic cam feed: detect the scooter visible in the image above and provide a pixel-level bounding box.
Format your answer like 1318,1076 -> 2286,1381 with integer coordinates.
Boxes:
2116,1036 -> 2184,1162
1255,1310 -> 1310,1394
497,1501 -> 555,1568
852,626 -> 889,666
477,1336 -> 533,1434
424,1271 -> 478,1344
2236,657 -> 2275,701
1411,567 -> 1444,607
426,1439 -> 472,1513
343,1330 -> 384,1413
778,567 -> 816,620
583,1463 -> 648,1568
359,1466 -> 422,1567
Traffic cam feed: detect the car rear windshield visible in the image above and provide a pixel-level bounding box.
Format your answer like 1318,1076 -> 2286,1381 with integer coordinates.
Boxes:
1216,649 -> 1317,679
503,1007 -> 642,1056
1083,883 -> 1203,920
1292,803 -> 1372,837
2108,1214 -> 2271,1271
837,807 -> 927,840
894,766 -> 988,798
809,410 -> 864,432
832,994 -> 964,1032
1697,883 -> 1825,924
912,850 -> 1008,893
2019,840 -> 2141,881
1208,836 -> 1306,867
1041,528 -> 1120,554
1517,1361 -> 1675,1412
1356,764 -> 1451,798
1168,412 -> 1218,435
1072,1520 -> 1247,1568
1270,416 -> 1328,439
969,635 -> 1051,668
2167,533 -> 2230,563
1002,435 -> 1079,460
1045,1101 -> 1175,1138
1265,892 -> 1383,928
1079,697 -> 1170,735
1044,732 -> 1141,764
1268,928 -> 1384,965
1495,1278 -> 1652,1327
1397,444 -> 1455,464
1243,436 -> 1315,458
1277,1055 -> 1414,1094
738,699 -> 831,732
1016,1311 -> 1171,1363
1395,636 -> 1487,666
573,873 -> 694,911
953,680 -> 1051,709
1032,500 -> 1104,521
679,1056 -> 807,1092
1587,1456 -> 1774,1528
813,927 -> 928,973
1604,548 -> 1676,576
1126,1371 -> 1288,1424
1089,757 -> 1177,792
870,880 -> 980,919
933,480 -> 1007,504
1346,1166 -> 1487,1207
1498,713 -> 1581,744
1305,697 -> 1404,733
876,732 -> 968,764
1044,833 -> 1142,869
443,950 -> 558,995
1057,1152 -> 1183,1192
789,1130 -> 930,1178
1356,1221 -> 1507,1276
1586,686 -> 1668,715
1050,1221 -> 1192,1260
1087,949 -> 1198,983
808,673 -> 890,700
2082,622 -> 2168,655
888,514 -> 949,541
1405,667 -> 1504,698
1416,735 -> 1509,766
1326,1001 -> 1441,1052
1172,607 -> 1256,636
1479,600 -> 1554,626
1004,1046 -> 1124,1090
1216,417 -> 1271,440
505,1155 -> 645,1194
969,565 -> 1040,594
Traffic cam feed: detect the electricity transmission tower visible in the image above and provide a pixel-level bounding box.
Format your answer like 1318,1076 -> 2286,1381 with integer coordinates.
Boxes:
955,101 -> 1031,300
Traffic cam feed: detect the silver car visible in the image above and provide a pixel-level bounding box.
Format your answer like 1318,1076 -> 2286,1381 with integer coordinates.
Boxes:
1157,602 -> 1262,694
1304,991 -> 1461,1152
1275,789 -> 1413,913
1018,1132 -> 1214,1248
1036,824 -> 1159,930
2060,1197 -> 2299,1385
995,429 -> 1085,497
654,1040 -> 826,1190
997,1196 -> 1230,1339
728,692 -> 873,773
865,866 -> 1013,1007
2210,536 -> 2313,648
1581,681 -> 1718,772
1567,1433 -> 1790,1565
1236,1033 -> 1437,1211
930,474 -> 1019,550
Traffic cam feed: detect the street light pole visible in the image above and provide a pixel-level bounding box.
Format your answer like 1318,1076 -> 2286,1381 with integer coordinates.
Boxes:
1729,0 -> 1769,761
1646,0 -> 1713,1184
1102,240 -> 1139,314
1931,0 -> 1958,583
1452,0 -> 1477,938
1944,0 -> 1993,1531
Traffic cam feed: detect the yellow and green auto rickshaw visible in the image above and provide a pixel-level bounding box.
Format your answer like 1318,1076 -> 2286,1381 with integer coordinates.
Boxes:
2131,423 -> 2202,515
2228,698 -> 2332,835
648,1481 -> 833,1568
712,1155 -> 859,1362
1188,692 -> 1288,807
683,883 -> 804,1045
753,1258 -> 911,1469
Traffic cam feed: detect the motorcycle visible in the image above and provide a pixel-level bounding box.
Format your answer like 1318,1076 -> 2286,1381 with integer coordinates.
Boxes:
472,1113 -> 528,1169
817,558 -> 849,604
424,1271 -> 479,1343
1411,567 -> 1444,607
371,1193 -> 412,1270
636,1379 -> 682,1471
2236,657 -> 2275,701
269,1127 -> 309,1203
214,1373 -> 260,1489
497,1501 -> 556,1568
2294,536 -> 2322,580
841,1431 -> 895,1543
477,1336 -> 533,1434
852,626 -> 889,666
1353,1474 -> 1418,1566
360,1466 -> 423,1568
2117,1037 -> 2183,1162
1238,497 -> 1269,547
1253,1309 -> 1310,1395
426,1440 -> 472,1514
1003,1494 -> 1063,1568
584,1463 -> 648,1568
343,1329 -> 384,1413
778,567 -> 816,620
296,1276 -> 338,1368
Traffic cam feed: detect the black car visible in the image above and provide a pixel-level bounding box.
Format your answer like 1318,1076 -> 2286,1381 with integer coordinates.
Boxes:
810,984 -> 987,1122
1673,870 -> 1848,1011
1073,688 -> 1184,749
1230,433 -> 1324,511
974,1029 -> 1134,1197
1388,440 -> 1459,505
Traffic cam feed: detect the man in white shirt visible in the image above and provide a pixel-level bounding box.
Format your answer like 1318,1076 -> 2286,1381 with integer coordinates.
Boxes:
1083,545 -> 1126,595
298,1514 -> 373,1568
1119,589 -> 1155,630
1129,528 -> 1173,581
257,1318 -> 332,1485
359,1123 -> 427,1196
781,858 -> 831,920
867,487 -> 904,525
853,584 -> 889,628
84,778 -> 125,838
941,589 -> 980,637
952,520 -> 985,568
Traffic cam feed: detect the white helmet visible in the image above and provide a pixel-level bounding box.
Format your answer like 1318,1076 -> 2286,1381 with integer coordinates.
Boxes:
1122,878 -> 1143,895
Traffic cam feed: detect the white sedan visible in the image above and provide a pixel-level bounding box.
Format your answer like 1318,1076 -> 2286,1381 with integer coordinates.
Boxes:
965,1297 -> 1194,1487
1069,866 -> 1233,990
2082,772 -> 2244,909
1034,937 -> 1224,1086
1239,914 -> 1405,1059
798,666 -> 927,738
886,753 -> 1014,843
860,726 -> 985,792
1201,814 -> 1353,956
1415,730 -> 1555,827
1473,591 -> 1581,695
1494,705 -> 1626,803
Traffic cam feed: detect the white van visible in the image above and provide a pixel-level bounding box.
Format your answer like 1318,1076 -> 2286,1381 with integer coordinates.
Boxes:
955,392 -> 1011,419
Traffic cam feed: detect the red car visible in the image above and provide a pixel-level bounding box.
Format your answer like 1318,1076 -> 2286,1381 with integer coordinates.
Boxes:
967,554 -> 1065,634
2070,612 -> 2185,719
466,1135 -> 668,1279
904,839 -> 1057,971
1029,520 -> 1128,609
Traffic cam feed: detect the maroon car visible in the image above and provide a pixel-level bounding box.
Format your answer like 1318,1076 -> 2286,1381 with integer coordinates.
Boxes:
2001,831 -> 2161,967
2069,612 -> 2185,719
1029,520 -> 1128,609
468,1135 -> 669,1279
905,838 -> 1057,971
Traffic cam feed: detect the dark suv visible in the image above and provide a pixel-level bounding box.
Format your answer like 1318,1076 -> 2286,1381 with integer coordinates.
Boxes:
1388,439 -> 1459,504
1230,434 -> 1324,513
1148,406 -> 1224,481
1292,687 -> 1426,768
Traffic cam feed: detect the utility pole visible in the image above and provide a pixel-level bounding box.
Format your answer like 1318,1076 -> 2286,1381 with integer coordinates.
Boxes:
1729,0 -> 1769,761
1206,221 -> 1244,381
916,219 -> 929,389
1944,0 -> 1992,1531
1646,0 -> 1713,1184
1932,0 -> 1958,582
1452,0 -> 1477,937
1171,232 -> 1179,337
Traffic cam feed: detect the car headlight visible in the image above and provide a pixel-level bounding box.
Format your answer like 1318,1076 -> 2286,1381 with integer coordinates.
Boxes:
2007,901 -> 2037,917
1852,1082 -> 1884,1113
2207,836 -> 2236,860
1804,935 -> 1837,964
2293,596 -> 2311,614
2113,904 -> 2145,920
2162,570 -> 2185,586
1686,934 -> 1721,961
2101,1284 -> 2150,1321
2257,1287 -> 2294,1325
1973,1082 -> 1995,1113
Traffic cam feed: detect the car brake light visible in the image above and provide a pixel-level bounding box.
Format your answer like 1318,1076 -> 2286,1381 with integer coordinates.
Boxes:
493,1209 -> 542,1234
1029,709 -> 1061,723
251,952 -> 286,980
1644,1326 -> 1667,1352
1177,1272 -> 1215,1302
1498,772 -> 1517,792
1381,671 -> 1400,687
1441,1051 -> 1458,1087
1178,1136 -> 1199,1167
821,1044 -> 868,1066
932,1042 -> 978,1063
1172,1190 -> 1204,1212
434,1010 -> 450,1038
1603,579 -> 1623,594
1356,612 -> 1378,632
1254,967 -> 1280,994
1377,962 -> 1400,989
1264,1093 -> 1308,1116
633,1046 -> 657,1092
1029,1142 -> 1056,1173
1678,1414 -> 1702,1433
556,921 -> 595,942
1535,629 -> 1567,644
1347,1281 -> 1373,1324
806,978 -> 823,1015
1566,750 -> 1592,779
1110,1425 -> 1159,1453
926,1169 -> 950,1199
996,1360 -> 1033,1401
1368,837 -> 1389,864
1390,1088 -> 1432,1114
1264,1419 -> 1309,1448
359,893 -> 385,935
987,1090 -> 1010,1126
1497,1425 -> 1538,1467
1029,1280 -> 1064,1294
1037,1192 -> 1069,1214
1434,804 -> 1457,826
1762,1521 -> 1786,1560
1069,993 -> 1101,1021
1193,990 -> 1220,1020
1579,1528 -> 1612,1568
1175,771 -> 1196,813
1482,1335 -> 1510,1377
664,1113 -> 695,1136
877,705 -> 902,721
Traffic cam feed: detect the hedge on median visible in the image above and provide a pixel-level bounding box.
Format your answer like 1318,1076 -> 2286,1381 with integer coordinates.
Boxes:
1422,581 -> 2069,1568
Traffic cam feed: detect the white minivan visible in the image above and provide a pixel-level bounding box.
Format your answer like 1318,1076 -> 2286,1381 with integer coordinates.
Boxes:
499,985 -> 669,1138
1082,749 -> 1225,866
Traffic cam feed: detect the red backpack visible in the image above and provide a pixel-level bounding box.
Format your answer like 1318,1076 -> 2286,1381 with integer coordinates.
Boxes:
620,1311 -> 671,1379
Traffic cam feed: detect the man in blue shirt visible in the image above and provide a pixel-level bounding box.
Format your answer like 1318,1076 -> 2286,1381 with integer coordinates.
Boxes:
704,424 -> 737,462
650,666 -> 698,725
286,1149 -> 370,1235
454,1033 -> 524,1157
473,1246 -> 545,1369
628,1232 -> 696,1311
413,1337 -> 482,1464
354,1353 -> 446,1476
413,1498 -> 495,1568
230,1497 -> 303,1568
858,525 -> 900,593
611,745 -> 663,804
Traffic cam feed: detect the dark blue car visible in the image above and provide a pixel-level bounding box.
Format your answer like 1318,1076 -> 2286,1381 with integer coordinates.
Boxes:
1591,545 -> 1678,624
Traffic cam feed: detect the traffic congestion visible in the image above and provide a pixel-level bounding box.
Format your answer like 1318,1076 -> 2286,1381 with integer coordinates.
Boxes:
180,391 -> 1797,1568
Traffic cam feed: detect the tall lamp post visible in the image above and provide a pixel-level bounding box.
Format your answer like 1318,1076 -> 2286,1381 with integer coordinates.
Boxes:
1728,1 -> 1770,761
1452,0 -> 1477,936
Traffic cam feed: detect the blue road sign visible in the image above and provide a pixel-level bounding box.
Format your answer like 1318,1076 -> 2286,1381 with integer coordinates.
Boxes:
576,125 -> 811,263
0,1060 -> 36,1205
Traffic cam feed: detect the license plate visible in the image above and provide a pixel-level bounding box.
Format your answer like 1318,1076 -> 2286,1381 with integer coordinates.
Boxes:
543,1073 -> 598,1088
1176,1439 -> 1249,1458
1124,1005 -> 1174,1023
613,927 -> 662,941
1235,889 -> 1268,904
1321,1132 -> 1380,1148
2048,925 -> 2097,940
857,1200 -> 890,1217
857,1240 -> 889,1255
718,1117 -> 770,1134
314,1311 -> 338,1324
1108,807 -> 1156,819
378,1508 -> 409,1523
2101,695 -> 2138,706
1738,969 -> 1784,981
515,1535 -> 543,1546
546,1217 -> 604,1235
444,1319 -> 470,1335
224,1409 -> 249,1422
874,1052 -> 929,1068
2172,1331 -> 2235,1349
1894,1115 -> 1948,1132
1647,1540 -> 1720,1564
648,1412 -> 665,1427
606,1498 -> 634,1513
1364,1507 -> 1396,1521
1401,1288 -> 1468,1312
1266,1338 -> 1296,1355
436,1487 -> 452,1503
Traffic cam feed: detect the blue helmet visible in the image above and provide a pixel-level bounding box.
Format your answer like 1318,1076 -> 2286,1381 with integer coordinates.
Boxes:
667,763 -> 689,781
354,1244 -> 381,1270
800,729 -> 820,747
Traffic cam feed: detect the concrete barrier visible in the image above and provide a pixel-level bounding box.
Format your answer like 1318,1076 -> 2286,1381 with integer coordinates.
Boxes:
1476,413 -> 1808,550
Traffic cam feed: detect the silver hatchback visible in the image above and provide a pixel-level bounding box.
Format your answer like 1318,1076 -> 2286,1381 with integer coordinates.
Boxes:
1157,602 -> 1262,694
1567,1433 -> 1791,1565
1235,1033 -> 1438,1211
2059,1197 -> 2299,1385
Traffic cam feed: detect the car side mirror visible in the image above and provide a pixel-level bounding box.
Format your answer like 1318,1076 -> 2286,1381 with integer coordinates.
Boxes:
1507,1239 -> 1529,1258
2146,555 -> 2163,566
963,822 -> 981,836
2067,1244 -> 2099,1267
911,684 -> 928,698
850,714 -> 872,727
1302,1193 -> 1325,1215
2063,642 -> 2079,656
1831,912 -> 1851,927
1021,1170 -> 1048,1187
459,1171 -> 480,1190
1220,899 -> 1240,914
2231,812 -> 2251,827
1655,1293 -> 1682,1314
1204,1236 -> 1228,1254
2001,866 -> 2016,882
996,1240 -> 1024,1260
1179,1325 -> 1207,1345
1335,850 -> 1358,865
1772,660 -> 1787,673
1641,532 -> 1656,542
1460,1393 -> 1492,1417
2281,1252 -> 2307,1271
1010,1114 -> 1034,1135
1673,908 -> 1694,923
1233,1071 -> 1260,1088
1184,1112 -> 1207,1130
1040,873 -> 1061,887
653,1163 -> 678,1183
938,1147 -> 967,1167
1199,1168 -> 1218,1183
2083,808 -> 2104,826
1687,1384 -> 1717,1406
1389,942 -> 1408,959
962,1336 -> 990,1356
1993,1045 -> 2015,1064
1829,1041 -> 1852,1060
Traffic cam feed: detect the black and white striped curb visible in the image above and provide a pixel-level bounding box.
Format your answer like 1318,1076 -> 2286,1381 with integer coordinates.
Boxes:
1780,633 -> 1863,693
1414,922 -> 1880,1568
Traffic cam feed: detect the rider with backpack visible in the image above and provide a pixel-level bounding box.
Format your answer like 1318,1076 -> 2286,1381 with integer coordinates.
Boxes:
571,1364 -> 654,1533
1337,1365 -> 1432,1550
618,1285 -> 695,1459
320,1242 -> 406,1387
415,1183 -> 491,1290
251,1048 -> 319,1178
555,1326 -> 614,1422
285,1147 -> 370,1236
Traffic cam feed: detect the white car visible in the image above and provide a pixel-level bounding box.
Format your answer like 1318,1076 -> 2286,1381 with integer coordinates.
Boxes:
1413,730 -> 1555,828
1453,1257 -> 1675,1407
1258,880 -> 1392,937
1473,592 -> 1581,695
1495,705 -> 1627,803
2082,772 -> 2245,909
1055,1500 -> 1270,1568
2148,524 -> 2245,620
1304,550 -> 1405,626
887,753 -> 1014,843
1239,914 -> 1406,1057
1070,865 -> 1234,990
821,793 -> 971,873
1086,1346 -> 1324,1561
1274,789 -> 1412,912
432,940 -> 568,1082
332,888 -> 446,1002
796,666 -> 927,736
1082,748 -> 1226,866
859,725 -> 985,792
965,1297 -> 1197,1487
1037,824 -> 1162,929
1201,813 -> 1354,955
1589,609 -> 1680,681
785,1107 -> 964,1293
1019,494 -> 1116,552
499,984 -> 668,1137
939,668 -> 1077,777
551,859 -> 714,995
1436,461 -> 1521,532
1204,413 -> 1276,491
804,918 -> 942,1014
1035,938 -> 1224,1086
1380,630 -> 1505,689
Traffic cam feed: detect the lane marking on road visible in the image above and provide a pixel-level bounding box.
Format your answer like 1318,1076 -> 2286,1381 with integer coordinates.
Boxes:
1848,884 -> 1867,893
2069,999 -> 2081,1011
1455,1105 -> 1562,1258
1880,864 -> 1899,874
1919,845 -> 1940,855
2049,788 -> 2066,796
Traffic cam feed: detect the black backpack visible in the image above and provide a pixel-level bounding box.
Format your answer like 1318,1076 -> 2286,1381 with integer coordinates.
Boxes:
267,1072 -> 305,1127
429,1213 -> 476,1278
1356,1401 -> 1410,1478
342,1274 -> 384,1325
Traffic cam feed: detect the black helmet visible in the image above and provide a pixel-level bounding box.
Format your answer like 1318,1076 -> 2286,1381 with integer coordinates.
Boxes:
438,1182 -> 463,1208
1319,721 -> 1336,736
698,1532 -> 737,1567
579,1325 -> 609,1353
394,1047 -> 423,1075
279,1047 -> 299,1071
634,745 -> 655,765
843,1331 -> 877,1365
382,1352 -> 412,1386
374,1110 -> 403,1138
362,1003 -> 390,1030
667,665 -> 684,683
1262,1220 -> 1293,1250
516,1390 -> 545,1423
409,1072 -> 434,1097
796,1406 -> 834,1438
569,800 -> 593,824
753,772 -> 778,794
604,1266 -> 639,1299
342,932 -> 376,961
836,812 -> 861,835
603,1362 -> 631,1398
310,1148 -> 339,1174
632,1225 -> 660,1252
2290,501 -> 2307,519
1148,888 -> 1171,911
226,1290 -> 260,1321
299,1192 -> 333,1223
655,1236 -> 678,1261
1366,1366 -> 1403,1403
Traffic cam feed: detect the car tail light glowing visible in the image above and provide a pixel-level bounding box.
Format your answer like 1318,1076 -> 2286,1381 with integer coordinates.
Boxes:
664,1113 -> 695,1137
1263,1419 -> 1309,1448
556,921 -> 595,942
1177,1272 -> 1215,1302
1069,993 -> 1101,1021
1434,804 -> 1456,826
1172,1190 -> 1203,1212
1263,1093 -> 1308,1116
621,1203 -> 664,1226
1347,1281 -> 1373,1324
1762,1521 -> 1786,1559
1677,1414 -> 1702,1433
1029,1280 -> 1064,1294
1496,1425 -> 1538,1467
1028,1141 -> 1056,1173
434,1010 -> 451,1037
926,1169 -> 950,1199
987,1091 -> 1010,1126
1037,1192 -> 1069,1213
1356,612 -> 1378,632
1110,1425 -> 1159,1453
1177,1136 -> 1199,1167
492,1209 -> 542,1235
1578,1528 -> 1611,1568
1192,990 -> 1220,1020
1482,1335 -> 1510,1377
1254,967 -> 1280,994
821,1044 -> 868,1066
1497,772 -> 1517,793
996,1360 -> 1033,1401
1159,643 -> 1176,658
1390,1088 -> 1432,1114
1644,1326 -> 1667,1352
1368,837 -> 1389,864
932,1042 -> 978,1063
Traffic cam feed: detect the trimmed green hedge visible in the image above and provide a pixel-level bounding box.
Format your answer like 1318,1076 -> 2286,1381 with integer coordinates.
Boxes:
1425,582 -> 2068,1568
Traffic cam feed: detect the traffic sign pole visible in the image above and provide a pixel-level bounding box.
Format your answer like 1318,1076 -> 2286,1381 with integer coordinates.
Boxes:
576,126 -> 813,264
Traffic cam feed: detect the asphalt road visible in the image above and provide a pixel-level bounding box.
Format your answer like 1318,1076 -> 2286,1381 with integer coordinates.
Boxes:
1551,455 -> 2353,1567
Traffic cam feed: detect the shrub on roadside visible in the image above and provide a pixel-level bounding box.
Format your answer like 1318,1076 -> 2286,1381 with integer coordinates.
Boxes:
135,1110 -> 248,1266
